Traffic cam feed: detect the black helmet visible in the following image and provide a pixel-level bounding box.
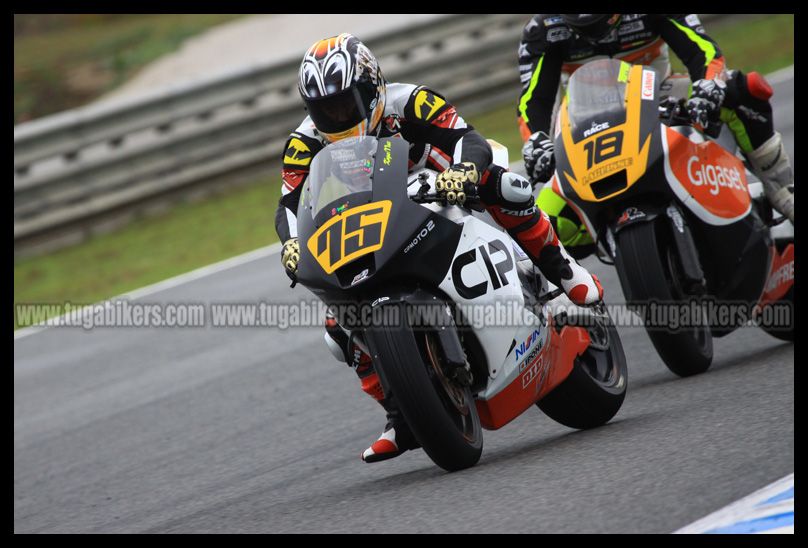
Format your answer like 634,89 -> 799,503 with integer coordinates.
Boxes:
561,14 -> 622,43
298,33 -> 386,143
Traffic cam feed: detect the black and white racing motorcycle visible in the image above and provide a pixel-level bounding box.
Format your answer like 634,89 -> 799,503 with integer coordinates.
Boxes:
295,135 -> 627,472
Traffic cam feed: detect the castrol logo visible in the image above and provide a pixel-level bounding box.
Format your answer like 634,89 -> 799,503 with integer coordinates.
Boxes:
686,156 -> 745,195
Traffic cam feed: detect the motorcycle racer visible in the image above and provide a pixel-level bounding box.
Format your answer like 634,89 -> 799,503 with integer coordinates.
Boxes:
276,33 -> 603,463
518,14 -> 794,257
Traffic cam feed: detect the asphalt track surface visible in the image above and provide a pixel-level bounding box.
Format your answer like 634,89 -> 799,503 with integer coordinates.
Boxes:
14,73 -> 794,533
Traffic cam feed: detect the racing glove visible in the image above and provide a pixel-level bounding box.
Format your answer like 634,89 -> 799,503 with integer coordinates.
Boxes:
686,78 -> 727,130
435,162 -> 479,205
522,131 -> 555,185
281,237 -> 300,287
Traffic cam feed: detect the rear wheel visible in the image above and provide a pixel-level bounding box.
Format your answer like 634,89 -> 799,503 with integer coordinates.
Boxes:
537,310 -> 627,429
364,304 -> 482,472
613,219 -> 713,377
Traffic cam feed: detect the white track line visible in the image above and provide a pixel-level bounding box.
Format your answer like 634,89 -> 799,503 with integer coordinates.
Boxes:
14,64 -> 794,340
674,473 -> 794,534
765,64 -> 795,86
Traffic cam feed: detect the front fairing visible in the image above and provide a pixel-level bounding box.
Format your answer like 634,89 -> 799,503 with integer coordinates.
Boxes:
296,136 -> 460,297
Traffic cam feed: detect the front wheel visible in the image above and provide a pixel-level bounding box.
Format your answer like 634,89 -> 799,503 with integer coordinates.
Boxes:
537,309 -> 627,429
613,219 -> 713,377
364,303 -> 483,472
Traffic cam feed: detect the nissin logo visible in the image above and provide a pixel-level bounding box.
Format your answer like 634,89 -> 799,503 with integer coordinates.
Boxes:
515,329 -> 542,361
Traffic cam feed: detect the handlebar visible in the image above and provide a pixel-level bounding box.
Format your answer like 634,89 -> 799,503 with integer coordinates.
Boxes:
410,191 -> 486,211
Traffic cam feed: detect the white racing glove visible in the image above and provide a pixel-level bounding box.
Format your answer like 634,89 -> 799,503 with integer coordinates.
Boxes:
686,78 -> 727,130
522,130 -> 555,185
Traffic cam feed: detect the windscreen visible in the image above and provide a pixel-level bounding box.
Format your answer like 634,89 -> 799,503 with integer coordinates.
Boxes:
567,59 -> 629,141
299,136 -> 377,219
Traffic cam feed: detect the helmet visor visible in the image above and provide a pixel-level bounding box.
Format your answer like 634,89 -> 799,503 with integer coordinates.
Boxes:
305,82 -> 377,135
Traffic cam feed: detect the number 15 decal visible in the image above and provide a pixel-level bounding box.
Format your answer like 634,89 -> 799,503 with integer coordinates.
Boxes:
583,131 -> 623,170
307,201 -> 392,274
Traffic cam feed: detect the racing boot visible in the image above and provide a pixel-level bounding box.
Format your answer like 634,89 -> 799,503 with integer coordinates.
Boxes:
323,313 -> 421,462
746,131 -> 794,223
478,165 -> 604,305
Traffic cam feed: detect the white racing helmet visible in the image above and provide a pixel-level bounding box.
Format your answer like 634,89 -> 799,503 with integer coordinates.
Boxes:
298,33 -> 386,142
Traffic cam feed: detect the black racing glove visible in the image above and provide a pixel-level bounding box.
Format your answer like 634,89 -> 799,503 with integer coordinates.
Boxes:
435,162 -> 480,205
522,130 -> 555,185
281,237 -> 300,287
686,78 -> 727,130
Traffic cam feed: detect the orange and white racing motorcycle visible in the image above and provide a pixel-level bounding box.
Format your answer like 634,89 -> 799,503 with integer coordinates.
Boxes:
295,135 -> 627,472
547,58 -> 794,377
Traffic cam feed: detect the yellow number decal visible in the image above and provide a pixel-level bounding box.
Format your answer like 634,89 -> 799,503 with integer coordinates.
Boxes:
307,201 -> 392,274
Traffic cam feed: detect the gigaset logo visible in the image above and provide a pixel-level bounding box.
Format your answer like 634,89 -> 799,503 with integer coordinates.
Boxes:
686,156 -> 745,195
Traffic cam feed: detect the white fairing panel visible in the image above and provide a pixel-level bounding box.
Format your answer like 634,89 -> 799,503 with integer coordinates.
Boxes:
437,216 -> 543,382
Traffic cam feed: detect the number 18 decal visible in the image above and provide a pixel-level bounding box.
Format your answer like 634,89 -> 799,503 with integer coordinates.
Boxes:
307,201 -> 392,274
583,131 -> 623,170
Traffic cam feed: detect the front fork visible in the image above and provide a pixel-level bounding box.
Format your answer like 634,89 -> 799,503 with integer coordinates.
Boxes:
607,202 -> 706,296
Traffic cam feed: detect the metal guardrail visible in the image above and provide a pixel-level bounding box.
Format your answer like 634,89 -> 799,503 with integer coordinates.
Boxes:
14,13 -> 530,255
13,14 -> 723,256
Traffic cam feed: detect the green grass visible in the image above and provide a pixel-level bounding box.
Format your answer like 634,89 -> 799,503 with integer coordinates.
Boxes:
14,178 -> 282,329
12,14 -> 795,329
669,14 -> 794,77
14,14 -> 246,124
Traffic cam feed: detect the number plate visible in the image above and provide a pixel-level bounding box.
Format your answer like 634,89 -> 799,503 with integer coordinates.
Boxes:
307,201 -> 392,274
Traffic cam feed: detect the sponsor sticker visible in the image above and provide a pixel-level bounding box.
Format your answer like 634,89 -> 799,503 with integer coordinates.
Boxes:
641,70 -> 655,100
582,157 -> 634,184
618,21 -> 644,35
521,351 -> 550,390
371,296 -> 389,307
547,27 -> 571,42
617,207 -> 646,226
583,121 -> 610,138
765,260 -> 794,293
515,329 -> 542,362
351,268 -> 370,286
686,156 -> 745,195
403,219 -> 435,254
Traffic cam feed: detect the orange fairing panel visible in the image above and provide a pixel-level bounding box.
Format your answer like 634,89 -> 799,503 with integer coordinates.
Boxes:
662,127 -> 752,225
757,243 -> 794,308
475,323 -> 591,430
